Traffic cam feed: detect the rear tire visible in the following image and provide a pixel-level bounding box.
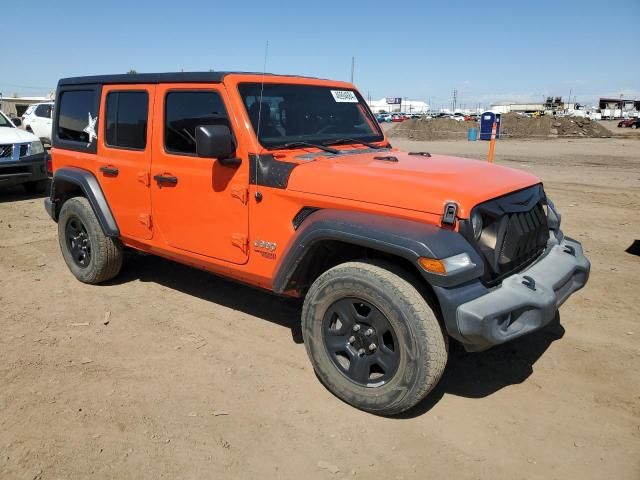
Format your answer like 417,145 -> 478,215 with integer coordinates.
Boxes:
631,124 -> 638,129
58,197 -> 123,284
302,260 -> 448,415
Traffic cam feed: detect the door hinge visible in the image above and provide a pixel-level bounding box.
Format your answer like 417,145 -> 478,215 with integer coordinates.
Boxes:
231,185 -> 249,204
139,213 -> 152,230
231,233 -> 248,253
138,171 -> 150,187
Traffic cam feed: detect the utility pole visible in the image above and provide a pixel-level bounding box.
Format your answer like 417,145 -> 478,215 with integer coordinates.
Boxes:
452,89 -> 458,112
350,56 -> 355,84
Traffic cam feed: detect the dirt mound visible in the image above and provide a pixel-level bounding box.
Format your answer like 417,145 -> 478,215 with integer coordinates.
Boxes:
388,118 -> 478,141
388,114 -> 612,141
500,113 -> 611,138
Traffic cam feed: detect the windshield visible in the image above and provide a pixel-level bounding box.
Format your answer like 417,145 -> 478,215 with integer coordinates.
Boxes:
0,111 -> 14,128
238,83 -> 384,149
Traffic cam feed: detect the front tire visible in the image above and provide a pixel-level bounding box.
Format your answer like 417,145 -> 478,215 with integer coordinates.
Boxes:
302,261 -> 448,415
58,197 -> 123,284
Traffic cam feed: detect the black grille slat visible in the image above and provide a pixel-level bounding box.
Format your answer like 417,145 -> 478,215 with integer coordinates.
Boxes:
19,144 -> 28,157
0,144 -> 12,158
496,204 -> 548,276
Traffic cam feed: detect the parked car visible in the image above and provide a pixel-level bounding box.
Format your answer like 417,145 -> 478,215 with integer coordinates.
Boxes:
617,118 -> 637,128
390,113 -> 405,122
451,113 -> 465,122
0,110 -> 48,192
22,102 -> 54,144
630,119 -> 640,129
45,71 -> 590,415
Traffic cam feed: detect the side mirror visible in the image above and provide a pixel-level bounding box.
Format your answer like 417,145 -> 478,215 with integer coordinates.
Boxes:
195,125 -> 240,166
11,118 -> 22,127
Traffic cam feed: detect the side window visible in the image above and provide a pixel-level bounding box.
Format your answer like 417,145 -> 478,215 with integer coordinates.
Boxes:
57,90 -> 98,144
105,91 -> 149,150
35,104 -> 52,118
165,91 -> 230,155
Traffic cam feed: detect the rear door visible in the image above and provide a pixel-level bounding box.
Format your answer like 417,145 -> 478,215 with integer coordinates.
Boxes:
31,104 -> 52,140
150,84 -> 249,264
96,85 -> 154,240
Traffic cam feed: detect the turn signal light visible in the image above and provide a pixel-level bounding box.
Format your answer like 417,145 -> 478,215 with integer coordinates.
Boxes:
419,253 -> 475,276
418,258 -> 446,274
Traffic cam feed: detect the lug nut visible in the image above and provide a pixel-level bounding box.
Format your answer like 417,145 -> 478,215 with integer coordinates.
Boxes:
358,348 -> 365,355
369,343 -> 377,351
348,336 -> 356,344
365,328 -> 373,337
352,324 -> 361,332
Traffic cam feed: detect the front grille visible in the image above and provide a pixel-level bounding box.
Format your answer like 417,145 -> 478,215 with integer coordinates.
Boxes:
496,203 -> 549,276
462,185 -> 550,286
0,144 -> 12,158
19,144 -> 29,157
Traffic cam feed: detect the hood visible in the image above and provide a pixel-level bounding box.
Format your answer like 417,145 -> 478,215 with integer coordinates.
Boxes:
0,126 -> 39,144
287,150 -> 541,218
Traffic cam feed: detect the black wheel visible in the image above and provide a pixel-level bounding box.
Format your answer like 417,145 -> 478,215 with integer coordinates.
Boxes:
302,261 -> 448,415
631,124 -> 638,129
58,197 -> 123,284
23,179 -> 49,194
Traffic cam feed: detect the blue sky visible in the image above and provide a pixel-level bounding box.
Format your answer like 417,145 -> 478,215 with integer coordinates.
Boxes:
4,0 -> 639,108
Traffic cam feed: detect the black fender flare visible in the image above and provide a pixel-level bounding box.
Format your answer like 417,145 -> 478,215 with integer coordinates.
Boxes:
272,209 -> 484,292
46,167 -> 120,237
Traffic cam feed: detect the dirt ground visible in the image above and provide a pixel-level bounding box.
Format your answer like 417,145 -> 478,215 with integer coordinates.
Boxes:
1,135 -> 639,479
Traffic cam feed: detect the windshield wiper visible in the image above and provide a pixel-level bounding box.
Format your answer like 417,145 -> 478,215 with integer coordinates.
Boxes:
323,138 -> 383,149
275,141 -> 340,154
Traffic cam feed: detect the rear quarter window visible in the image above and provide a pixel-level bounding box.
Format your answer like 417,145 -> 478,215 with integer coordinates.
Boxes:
53,85 -> 101,153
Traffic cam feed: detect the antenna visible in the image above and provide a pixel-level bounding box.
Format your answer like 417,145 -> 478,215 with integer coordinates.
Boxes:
254,40 -> 269,202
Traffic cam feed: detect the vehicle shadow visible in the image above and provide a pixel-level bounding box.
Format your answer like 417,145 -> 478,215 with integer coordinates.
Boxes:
399,314 -> 565,418
0,184 -> 50,203
112,252 -> 565,414
111,251 -> 304,343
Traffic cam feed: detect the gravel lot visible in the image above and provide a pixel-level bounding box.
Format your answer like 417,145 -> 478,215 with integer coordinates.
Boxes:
1,135 -> 639,479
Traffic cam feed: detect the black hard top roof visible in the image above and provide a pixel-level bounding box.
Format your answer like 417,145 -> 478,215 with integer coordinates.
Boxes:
57,71 -> 326,86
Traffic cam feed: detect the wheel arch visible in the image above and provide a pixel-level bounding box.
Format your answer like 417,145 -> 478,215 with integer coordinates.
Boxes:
272,209 -> 484,295
47,167 -> 119,237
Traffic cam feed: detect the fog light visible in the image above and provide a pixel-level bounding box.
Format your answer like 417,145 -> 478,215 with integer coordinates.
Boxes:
419,253 -> 475,275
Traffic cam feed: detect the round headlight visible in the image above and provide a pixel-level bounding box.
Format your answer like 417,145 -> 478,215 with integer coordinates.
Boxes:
471,211 -> 483,240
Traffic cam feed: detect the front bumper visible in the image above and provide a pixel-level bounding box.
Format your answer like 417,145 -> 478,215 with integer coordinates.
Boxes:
0,153 -> 47,187
434,235 -> 590,352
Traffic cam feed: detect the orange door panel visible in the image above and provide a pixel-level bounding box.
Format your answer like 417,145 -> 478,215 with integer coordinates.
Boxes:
150,84 -> 249,264
97,85 -> 155,240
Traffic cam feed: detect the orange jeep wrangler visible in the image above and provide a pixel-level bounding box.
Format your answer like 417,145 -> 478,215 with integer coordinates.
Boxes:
45,72 -> 590,414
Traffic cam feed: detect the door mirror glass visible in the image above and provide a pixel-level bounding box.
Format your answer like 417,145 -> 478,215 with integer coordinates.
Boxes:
195,125 -> 235,159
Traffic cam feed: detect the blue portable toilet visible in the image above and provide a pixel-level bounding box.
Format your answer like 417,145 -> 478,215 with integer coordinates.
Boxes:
480,112 -> 501,140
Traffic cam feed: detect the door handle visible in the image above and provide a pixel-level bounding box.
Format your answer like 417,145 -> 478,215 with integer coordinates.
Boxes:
153,174 -> 178,186
100,165 -> 119,176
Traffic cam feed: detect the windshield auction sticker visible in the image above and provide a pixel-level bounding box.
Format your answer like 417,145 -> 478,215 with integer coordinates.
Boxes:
331,90 -> 359,103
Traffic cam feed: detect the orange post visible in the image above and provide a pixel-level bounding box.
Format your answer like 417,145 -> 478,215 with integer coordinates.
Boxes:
487,121 -> 497,163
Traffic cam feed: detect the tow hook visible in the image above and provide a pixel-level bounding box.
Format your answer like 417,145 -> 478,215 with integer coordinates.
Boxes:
564,245 -> 576,256
522,275 -> 536,291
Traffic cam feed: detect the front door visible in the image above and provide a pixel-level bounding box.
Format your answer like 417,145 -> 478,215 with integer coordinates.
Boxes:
96,85 -> 154,240
150,85 -> 249,264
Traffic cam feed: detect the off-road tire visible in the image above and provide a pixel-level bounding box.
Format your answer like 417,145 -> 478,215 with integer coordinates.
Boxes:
58,196 -> 123,284
23,179 -> 49,194
631,124 -> 638,129
302,260 -> 448,415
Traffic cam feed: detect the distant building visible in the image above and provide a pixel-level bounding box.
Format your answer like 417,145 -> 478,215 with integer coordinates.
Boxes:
490,99 -> 575,114
0,95 -> 53,117
367,98 -> 430,113
598,97 -> 640,118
